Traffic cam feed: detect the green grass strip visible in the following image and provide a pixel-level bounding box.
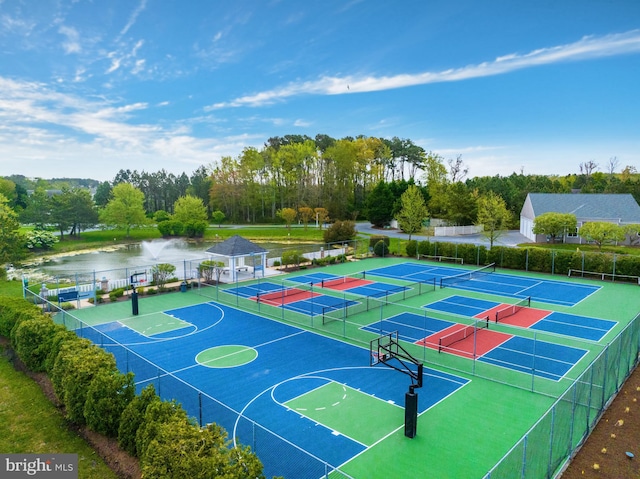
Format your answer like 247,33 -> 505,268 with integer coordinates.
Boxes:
0,345 -> 118,479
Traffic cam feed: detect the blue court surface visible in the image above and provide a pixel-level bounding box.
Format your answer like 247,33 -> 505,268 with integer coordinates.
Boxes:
360,311 -> 588,381
425,295 -> 500,318
361,312 -> 455,343
91,302 -> 469,478
282,294 -> 359,316
344,282 -> 409,298
366,262 -> 600,306
530,311 -> 616,342
424,295 -> 616,342
479,336 -> 588,381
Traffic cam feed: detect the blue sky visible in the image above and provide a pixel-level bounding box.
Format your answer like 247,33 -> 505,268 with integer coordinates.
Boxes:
0,0 -> 639,182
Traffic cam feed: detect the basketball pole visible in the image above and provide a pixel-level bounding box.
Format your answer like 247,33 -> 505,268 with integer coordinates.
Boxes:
405,386 -> 418,439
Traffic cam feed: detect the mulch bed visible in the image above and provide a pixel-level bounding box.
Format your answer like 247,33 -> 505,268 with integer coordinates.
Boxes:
560,363 -> 640,478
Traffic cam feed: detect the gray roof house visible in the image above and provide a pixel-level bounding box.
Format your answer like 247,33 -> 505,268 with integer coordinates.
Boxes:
205,235 -> 268,282
520,193 -> 640,243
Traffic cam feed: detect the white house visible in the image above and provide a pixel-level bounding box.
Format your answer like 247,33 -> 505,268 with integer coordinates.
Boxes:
520,193 -> 640,243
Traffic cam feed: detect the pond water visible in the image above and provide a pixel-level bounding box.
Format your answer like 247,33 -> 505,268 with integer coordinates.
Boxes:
17,239 -> 292,283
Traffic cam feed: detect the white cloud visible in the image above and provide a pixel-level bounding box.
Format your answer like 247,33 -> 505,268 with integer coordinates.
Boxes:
119,0 -> 147,39
0,76 -> 246,180
59,25 -> 81,54
209,29 -> 640,109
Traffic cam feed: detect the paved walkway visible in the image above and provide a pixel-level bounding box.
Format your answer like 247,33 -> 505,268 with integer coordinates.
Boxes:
354,223 -> 533,248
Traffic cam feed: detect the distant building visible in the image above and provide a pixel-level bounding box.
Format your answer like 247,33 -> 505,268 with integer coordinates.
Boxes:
520,193 -> 640,243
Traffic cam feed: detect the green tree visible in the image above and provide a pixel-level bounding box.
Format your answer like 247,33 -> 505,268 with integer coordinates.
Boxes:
579,222 -> 626,251
396,184 -> 429,240
298,206 -> 314,229
278,207 -> 297,230
366,181 -> 395,227
211,209 -> 226,227
94,181 -> 113,208
441,182 -> 477,225
20,187 -> 51,228
151,263 -> 176,289
314,207 -> 329,229
0,193 -> 24,268
323,220 -> 356,244
532,212 -> 578,243
100,183 -> 148,237
65,187 -> 99,237
172,195 -> 208,223
476,191 -> 510,249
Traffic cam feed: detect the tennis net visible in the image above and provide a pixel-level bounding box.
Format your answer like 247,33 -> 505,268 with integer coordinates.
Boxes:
321,274 -> 364,288
495,296 -> 531,323
438,317 -> 489,352
439,263 -> 496,288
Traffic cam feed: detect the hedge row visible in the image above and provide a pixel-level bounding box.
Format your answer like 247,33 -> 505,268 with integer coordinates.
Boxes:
0,297 -> 270,479
397,239 -> 640,279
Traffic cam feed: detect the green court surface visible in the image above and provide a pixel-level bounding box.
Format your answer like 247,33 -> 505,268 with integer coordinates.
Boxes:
285,381 -> 404,446
121,312 -> 190,336
196,345 -> 258,368
60,256 -> 640,478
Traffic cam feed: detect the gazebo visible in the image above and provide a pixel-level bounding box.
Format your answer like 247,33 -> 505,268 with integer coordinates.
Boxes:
205,235 -> 268,282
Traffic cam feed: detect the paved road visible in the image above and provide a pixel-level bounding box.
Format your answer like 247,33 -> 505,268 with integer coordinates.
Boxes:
354,223 -> 533,248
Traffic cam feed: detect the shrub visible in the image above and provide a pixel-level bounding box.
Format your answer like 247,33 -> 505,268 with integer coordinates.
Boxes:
281,249 -> 309,268
44,329 -> 78,374
151,263 -> 176,289
153,210 -> 170,223
373,240 -> 389,257
369,235 -> 390,249
157,219 -> 184,237
417,240 -> 432,257
0,297 -> 42,338
84,371 -> 136,437
11,316 -> 66,372
118,384 -> 158,457
109,288 -> 124,302
24,229 -> 58,250
184,220 -> 208,238
135,399 -> 189,463
51,341 -> 117,424
324,220 -> 356,244
405,240 -> 418,258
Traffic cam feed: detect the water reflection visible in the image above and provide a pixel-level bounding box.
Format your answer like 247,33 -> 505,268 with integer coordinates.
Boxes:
19,239 -> 290,282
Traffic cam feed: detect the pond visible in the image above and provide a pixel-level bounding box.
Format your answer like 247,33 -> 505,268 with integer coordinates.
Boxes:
16,239 -> 295,283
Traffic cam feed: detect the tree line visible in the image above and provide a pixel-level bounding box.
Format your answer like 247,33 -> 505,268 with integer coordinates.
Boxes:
1,133 -> 639,269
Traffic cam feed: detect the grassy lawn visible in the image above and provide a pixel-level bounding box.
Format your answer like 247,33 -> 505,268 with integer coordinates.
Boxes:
19,225 -> 327,259
0,347 -> 117,478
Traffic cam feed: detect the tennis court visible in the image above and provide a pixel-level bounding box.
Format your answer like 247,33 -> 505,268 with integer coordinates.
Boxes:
424,295 -> 616,341
367,262 -> 600,306
50,256 -> 640,478
362,309 -> 589,380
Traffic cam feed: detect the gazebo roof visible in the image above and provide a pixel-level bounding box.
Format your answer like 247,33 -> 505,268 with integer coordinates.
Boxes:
205,235 -> 267,257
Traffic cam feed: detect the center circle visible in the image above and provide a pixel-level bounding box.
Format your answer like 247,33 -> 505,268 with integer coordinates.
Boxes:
196,345 -> 257,368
